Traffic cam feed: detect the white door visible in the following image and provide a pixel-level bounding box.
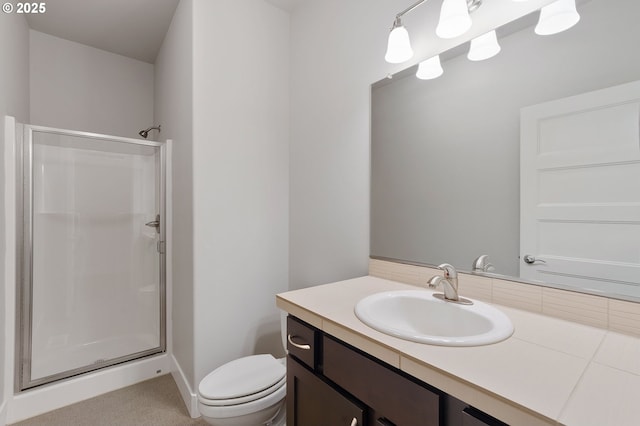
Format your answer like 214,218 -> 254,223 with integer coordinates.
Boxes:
520,80 -> 640,298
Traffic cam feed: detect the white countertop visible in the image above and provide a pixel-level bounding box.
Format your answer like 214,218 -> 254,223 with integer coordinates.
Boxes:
276,276 -> 640,426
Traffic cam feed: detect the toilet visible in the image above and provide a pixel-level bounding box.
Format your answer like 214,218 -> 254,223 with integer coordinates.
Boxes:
197,314 -> 288,426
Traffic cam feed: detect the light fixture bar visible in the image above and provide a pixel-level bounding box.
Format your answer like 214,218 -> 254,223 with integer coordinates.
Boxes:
395,0 -> 428,20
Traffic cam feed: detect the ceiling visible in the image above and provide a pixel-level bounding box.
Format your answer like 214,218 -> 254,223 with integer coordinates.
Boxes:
25,0 -> 180,64
25,0 -> 307,64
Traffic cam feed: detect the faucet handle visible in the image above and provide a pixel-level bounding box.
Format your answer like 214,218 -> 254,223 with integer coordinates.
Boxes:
472,255 -> 495,272
437,263 -> 457,278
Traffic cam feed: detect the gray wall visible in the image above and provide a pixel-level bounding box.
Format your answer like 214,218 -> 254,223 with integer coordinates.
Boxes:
371,0 -> 640,276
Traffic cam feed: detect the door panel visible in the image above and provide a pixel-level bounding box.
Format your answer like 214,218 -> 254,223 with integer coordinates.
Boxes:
520,80 -> 640,296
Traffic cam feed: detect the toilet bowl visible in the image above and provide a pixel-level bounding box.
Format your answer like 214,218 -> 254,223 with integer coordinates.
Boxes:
197,315 -> 288,426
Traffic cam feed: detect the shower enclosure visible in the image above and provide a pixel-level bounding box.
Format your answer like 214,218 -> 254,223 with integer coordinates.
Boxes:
16,124 -> 166,391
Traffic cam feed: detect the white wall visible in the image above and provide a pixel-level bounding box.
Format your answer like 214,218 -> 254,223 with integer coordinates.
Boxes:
288,0 -> 556,290
153,0 -> 196,407
155,0 -> 289,409
0,11 -> 30,424
30,30 -> 154,139
192,0 -> 289,386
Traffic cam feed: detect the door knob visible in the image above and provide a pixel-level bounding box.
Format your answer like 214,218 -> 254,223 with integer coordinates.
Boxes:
523,254 -> 546,264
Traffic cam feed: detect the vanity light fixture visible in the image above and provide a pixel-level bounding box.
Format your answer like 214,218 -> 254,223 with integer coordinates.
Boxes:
384,0 -> 427,64
384,0 -> 483,64
416,55 -> 444,80
534,0 -> 580,35
467,30 -> 501,61
436,0 -> 473,39
385,16 -> 415,63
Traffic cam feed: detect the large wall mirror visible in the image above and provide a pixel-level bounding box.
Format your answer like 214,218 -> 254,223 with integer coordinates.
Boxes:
371,0 -> 640,301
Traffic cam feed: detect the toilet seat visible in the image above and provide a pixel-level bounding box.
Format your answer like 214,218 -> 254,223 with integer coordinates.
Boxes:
199,376 -> 286,406
198,381 -> 286,421
198,354 -> 286,407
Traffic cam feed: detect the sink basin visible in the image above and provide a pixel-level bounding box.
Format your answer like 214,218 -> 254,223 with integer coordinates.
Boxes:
354,290 -> 514,346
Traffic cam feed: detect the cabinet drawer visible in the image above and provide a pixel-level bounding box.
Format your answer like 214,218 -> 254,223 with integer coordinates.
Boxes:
287,316 -> 317,369
323,336 -> 440,426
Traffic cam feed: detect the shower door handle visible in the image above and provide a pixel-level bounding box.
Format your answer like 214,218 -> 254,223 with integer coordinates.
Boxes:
145,214 -> 160,233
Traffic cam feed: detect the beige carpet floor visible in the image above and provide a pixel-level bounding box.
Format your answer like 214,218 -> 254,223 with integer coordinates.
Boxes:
11,374 -> 208,426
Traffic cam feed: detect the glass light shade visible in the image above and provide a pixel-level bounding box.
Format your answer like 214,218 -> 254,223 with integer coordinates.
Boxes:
535,0 -> 580,35
416,56 -> 444,80
385,25 -> 414,64
467,30 -> 501,61
436,0 -> 472,39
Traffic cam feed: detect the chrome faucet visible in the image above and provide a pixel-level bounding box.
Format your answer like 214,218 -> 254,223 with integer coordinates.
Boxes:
428,263 -> 472,305
472,255 -> 495,273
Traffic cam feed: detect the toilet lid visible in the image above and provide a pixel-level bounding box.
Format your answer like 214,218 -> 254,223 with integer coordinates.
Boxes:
199,354 -> 286,400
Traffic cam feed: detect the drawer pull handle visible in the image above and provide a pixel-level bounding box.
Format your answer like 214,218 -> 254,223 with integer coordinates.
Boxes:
350,418 -> 358,426
287,334 -> 311,350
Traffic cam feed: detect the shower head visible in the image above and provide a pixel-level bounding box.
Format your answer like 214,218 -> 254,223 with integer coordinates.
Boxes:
138,125 -> 161,139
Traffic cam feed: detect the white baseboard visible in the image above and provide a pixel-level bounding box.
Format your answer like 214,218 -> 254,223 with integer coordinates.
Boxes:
7,354 -> 169,424
170,354 -> 200,418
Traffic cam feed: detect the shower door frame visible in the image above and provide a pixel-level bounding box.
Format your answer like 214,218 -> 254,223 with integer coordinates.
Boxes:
16,124 -> 167,391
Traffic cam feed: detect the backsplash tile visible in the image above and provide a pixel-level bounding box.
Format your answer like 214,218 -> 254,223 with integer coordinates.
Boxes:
492,279 -> 543,313
458,274 -> 492,302
369,258 -> 438,287
609,299 -> 640,337
542,287 -> 608,328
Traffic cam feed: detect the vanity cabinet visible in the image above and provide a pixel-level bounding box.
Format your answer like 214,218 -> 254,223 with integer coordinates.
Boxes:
286,315 -> 508,426
286,316 -> 365,425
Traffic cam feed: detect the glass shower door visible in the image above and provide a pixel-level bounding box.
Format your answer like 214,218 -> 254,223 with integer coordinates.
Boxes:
18,126 -> 166,390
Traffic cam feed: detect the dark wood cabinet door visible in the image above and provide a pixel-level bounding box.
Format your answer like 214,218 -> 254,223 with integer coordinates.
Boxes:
462,408 -> 509,426
287,356 -> 365,426
323,336 -> 440,426
445,395 -> 509,426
